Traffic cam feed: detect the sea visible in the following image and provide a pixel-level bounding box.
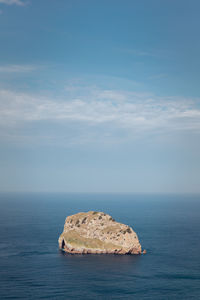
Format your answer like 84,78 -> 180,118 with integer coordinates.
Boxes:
0,193 -> 200,299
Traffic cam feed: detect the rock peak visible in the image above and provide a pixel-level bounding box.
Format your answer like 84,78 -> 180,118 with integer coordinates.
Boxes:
58,211 -> 143,255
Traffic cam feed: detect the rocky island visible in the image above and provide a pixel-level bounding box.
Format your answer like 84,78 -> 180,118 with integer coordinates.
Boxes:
58,211 -> 144,255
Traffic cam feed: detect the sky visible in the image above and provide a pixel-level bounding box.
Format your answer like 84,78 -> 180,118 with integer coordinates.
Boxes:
0,0 -> 200,193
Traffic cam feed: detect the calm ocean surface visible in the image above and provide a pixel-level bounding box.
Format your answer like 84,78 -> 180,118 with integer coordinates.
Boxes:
0,193 -> 200,299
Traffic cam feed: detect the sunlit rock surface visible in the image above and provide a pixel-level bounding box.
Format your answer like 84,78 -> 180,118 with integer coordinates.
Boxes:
58,211 -> 143,255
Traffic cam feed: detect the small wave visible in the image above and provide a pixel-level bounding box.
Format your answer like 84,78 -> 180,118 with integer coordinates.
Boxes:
156,273 -> 200,280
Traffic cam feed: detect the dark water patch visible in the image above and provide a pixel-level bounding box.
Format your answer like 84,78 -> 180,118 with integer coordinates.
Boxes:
156,273 -> 200,280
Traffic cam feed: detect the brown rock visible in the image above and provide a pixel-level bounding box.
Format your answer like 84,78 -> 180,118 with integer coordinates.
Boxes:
58,211 -> 143,255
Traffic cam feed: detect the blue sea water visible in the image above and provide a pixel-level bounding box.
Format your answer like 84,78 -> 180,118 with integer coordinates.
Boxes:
0,193 -> 200,299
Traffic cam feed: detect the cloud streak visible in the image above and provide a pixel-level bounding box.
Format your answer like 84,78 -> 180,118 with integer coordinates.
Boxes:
0,87 -> 200,144
0,0 -> 25,5
0,64 -> 38,73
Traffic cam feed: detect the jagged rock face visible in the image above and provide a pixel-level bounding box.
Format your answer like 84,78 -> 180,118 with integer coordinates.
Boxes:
58,211 -> 142,255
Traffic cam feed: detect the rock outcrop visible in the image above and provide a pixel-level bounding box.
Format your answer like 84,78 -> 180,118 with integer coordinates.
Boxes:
58,211 -> 143,255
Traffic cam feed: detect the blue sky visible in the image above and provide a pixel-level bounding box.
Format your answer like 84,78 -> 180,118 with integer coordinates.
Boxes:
0,0 -> 200,193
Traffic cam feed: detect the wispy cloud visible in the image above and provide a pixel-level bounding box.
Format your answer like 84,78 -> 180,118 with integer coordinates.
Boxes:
0,0 -> 25,6
0,64 -> 37,73
118,48 -> 170,59
148,73 -> 168,80
119,48 -> 156,57
0,86 -> 200,144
